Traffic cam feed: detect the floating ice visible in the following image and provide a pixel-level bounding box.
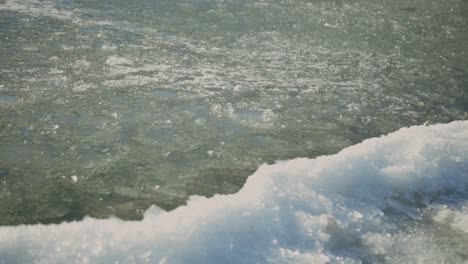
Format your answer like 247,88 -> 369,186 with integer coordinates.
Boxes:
105,56 -> 133,66
0,121 -> 467,263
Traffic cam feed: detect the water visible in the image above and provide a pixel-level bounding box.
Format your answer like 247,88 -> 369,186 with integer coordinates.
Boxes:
0,0 -> 467,230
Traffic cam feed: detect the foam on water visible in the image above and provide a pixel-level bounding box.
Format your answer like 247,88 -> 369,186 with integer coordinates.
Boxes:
1,121 -> 467,263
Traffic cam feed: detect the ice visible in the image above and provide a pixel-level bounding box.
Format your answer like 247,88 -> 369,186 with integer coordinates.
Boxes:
0,121 -> 467,263
105,56 -> 133,66
1,0 -> 467,224
71,175 -> 78,183
433,204 -> 468,233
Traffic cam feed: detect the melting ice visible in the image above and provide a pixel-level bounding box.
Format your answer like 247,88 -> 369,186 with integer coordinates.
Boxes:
1,0 -> 468,224
1,121 -> 467,263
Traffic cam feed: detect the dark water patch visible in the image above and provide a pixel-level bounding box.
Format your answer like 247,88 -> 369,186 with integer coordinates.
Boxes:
400,7 -> 419,12
0,95 -> 17,102
236,109 -> 263,122
188,104 -> 210,114
0,168 -> 9,177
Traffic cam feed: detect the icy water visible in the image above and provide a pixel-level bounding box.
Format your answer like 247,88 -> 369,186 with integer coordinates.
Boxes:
0,0 -> 467,230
